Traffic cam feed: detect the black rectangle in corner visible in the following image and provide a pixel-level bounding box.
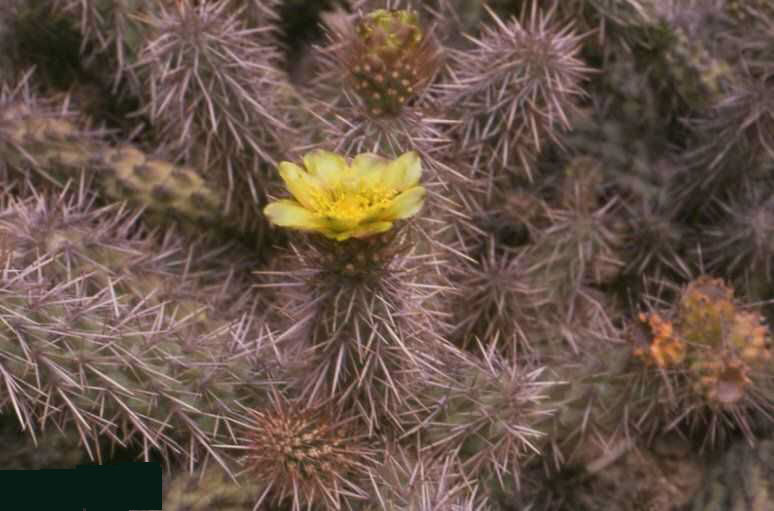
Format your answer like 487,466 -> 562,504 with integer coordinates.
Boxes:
0,462 -> 162,510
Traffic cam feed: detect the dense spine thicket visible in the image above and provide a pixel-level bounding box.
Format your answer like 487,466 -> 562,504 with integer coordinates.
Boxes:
1,1 -> 774,510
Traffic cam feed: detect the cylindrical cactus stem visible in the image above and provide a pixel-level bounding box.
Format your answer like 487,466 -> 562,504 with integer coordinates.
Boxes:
130,0 -> 290,229
263,231 -> 446,434
0,87 -> 268,241
98,144 -> 225,227
260,149 -> 442,433
413,331 -> 635,489
439,1 -> 593,182
661,25 -> 734,109
0,188 -> 273,465
524,157 -> 627,322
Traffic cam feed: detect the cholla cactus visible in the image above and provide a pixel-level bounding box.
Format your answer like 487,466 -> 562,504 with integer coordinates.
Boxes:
132,0 -> 287,164
417,341 -> 556,486
4,0 -> 774,507
306,3 -> 459,203
0,186 -> 272,465
441,2 -> 592,181
260,148 -> 445,432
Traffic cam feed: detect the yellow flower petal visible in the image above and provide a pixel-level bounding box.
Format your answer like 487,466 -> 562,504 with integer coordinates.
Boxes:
278,162 -> 324,210
342,221 -> 394,240
263,199 -> 323,230
381,151 -> 422,191
384,186 -> 426,220
303,150 -> 350,187
351,153 -> 389,187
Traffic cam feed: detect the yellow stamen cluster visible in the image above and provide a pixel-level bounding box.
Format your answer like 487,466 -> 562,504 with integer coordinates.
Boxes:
306,175 -> 396,223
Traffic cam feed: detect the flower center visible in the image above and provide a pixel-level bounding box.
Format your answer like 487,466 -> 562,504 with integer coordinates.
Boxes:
310,175 -> 397,223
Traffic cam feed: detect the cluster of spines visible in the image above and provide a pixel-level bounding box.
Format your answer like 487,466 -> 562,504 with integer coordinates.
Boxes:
440,2 -> 592,182
0,185 -> 272,467
256,229 -> 451,434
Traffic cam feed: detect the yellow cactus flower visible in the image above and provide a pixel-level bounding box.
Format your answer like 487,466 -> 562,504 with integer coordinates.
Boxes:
263,150 -> 426,240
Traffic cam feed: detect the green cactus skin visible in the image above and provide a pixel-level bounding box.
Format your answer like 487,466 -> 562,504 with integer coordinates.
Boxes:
689,438 -> 774,511
662,26 -> 734,109
0,416 -> 85,469
161,465 -> 261,511
99,144 -> 224,225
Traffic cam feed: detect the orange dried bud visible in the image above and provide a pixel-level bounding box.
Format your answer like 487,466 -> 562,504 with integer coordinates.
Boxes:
695,357 -> 752,405
729,311 -> 772,364
633,312 -> 687,368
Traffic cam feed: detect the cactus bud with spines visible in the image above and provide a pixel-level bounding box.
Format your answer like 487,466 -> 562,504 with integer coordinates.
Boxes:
346,8 -> 438,118
307,2 -> 459,222
226,393 -> 377,511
